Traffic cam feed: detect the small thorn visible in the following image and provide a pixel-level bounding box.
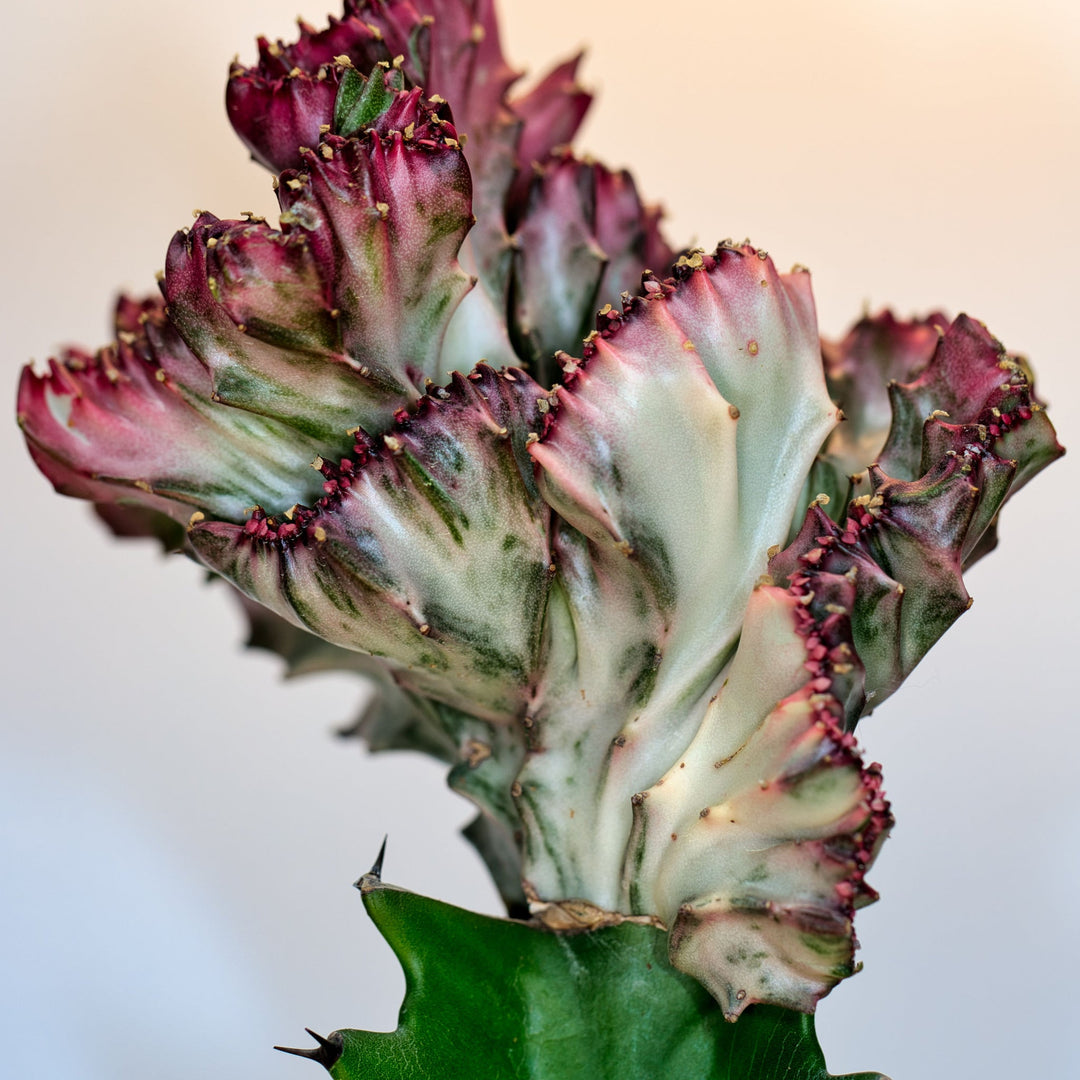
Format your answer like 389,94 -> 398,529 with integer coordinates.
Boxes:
352,833 -> 386,894
353,835 -> 388,892
273,1028 -> 342,1070
370,835 -> 388,878
306,1028 -> 336,1050
273,1044 -> 319,1061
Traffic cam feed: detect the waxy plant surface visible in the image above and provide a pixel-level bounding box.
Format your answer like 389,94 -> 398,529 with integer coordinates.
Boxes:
4,1 -> 1075,1078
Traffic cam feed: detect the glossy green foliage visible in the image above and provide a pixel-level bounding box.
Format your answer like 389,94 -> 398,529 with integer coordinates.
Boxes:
311,878 -> 888,1080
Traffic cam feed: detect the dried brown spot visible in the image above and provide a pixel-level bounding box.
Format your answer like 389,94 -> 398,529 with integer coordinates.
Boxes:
464,739 -> 491,768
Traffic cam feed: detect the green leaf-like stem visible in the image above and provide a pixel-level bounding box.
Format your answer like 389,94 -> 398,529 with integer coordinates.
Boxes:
323,878 -> 888,1080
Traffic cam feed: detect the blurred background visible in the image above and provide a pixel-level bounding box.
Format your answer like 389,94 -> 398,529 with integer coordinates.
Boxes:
2,1 -> 1077,1077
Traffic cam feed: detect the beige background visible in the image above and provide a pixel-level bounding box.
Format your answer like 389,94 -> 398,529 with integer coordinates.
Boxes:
2,2 -> 1077,1077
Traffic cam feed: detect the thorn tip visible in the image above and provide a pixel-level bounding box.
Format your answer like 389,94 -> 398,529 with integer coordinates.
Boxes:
371,834 -> 388,878
353,835 -> 388,892
273,1029 -> 342,1070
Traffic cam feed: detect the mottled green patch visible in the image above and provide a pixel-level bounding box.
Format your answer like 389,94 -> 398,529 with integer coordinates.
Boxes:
621,640 -> 662,707
211,363 -> 343,442
413,427 -> 469,478
334,66 -> 399,137
427,208 -> 466,243
628,521 -> 677,612
419,285 -> 455,332
419,596 -> 528,683
448,734 -> 524,834
334,527 -> 397,593
724,946 -> 767,970
799,933 -> 843,958
360,229 -> 384,293
241,309 -> 338,354
515,787 -> 568,891
626,822 -> 652,916
414,651 -> 450,672
787,768 -> 846,802
398,450 -> 466,545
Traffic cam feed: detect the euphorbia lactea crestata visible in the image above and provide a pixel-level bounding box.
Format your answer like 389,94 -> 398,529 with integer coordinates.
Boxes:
17,0 -> 1062,1060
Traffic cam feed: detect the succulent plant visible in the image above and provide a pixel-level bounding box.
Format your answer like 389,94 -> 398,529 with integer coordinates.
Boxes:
16,0 -> 1063,1076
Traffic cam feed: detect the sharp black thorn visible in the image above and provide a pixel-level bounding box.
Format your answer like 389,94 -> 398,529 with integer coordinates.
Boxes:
273,1029 -> 342,1070
353,835 -> 388,891
273,1045 -> 321,1061
370,834 -> 388,879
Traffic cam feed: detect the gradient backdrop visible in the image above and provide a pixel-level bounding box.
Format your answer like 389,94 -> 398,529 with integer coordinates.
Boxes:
3,2 -> 1078,1077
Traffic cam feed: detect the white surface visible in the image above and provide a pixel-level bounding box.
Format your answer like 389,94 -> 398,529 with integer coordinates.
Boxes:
2,2 -> 1077,1077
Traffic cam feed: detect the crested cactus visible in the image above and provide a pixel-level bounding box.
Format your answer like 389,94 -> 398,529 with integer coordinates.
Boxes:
16,0 -> 1063,1076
